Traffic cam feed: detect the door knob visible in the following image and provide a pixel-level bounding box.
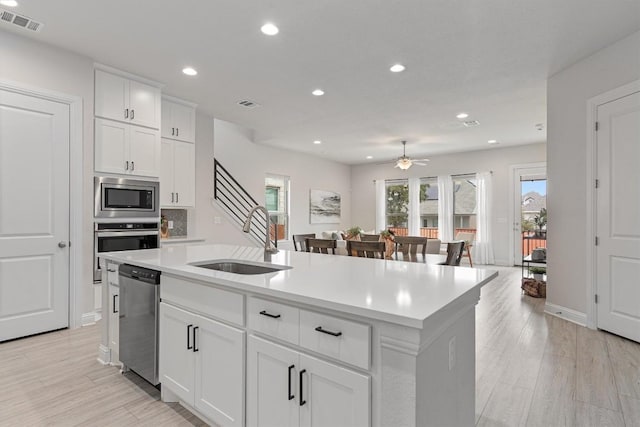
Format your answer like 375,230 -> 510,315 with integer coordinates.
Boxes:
58,241 -> 67,248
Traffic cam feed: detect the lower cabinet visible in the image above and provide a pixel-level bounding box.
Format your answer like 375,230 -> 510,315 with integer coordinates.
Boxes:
247,335 -> 370,427
108,283 -> 120,362
159,302 -> 245,427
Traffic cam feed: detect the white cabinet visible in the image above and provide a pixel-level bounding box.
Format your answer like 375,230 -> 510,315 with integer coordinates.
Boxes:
95,69 -> 161,129
247,335 -> 370,427
160,138 -> 195,207
160,302 -> 245,427
161,97 -> 196,143
95,118 -> 160,177
106,262 -> 120,364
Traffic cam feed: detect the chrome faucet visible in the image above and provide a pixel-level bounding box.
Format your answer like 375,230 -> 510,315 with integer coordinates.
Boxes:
243,205 -> 279,262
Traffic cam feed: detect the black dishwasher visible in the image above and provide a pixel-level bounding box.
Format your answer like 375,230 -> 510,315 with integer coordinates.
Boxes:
119,264 -> 161,385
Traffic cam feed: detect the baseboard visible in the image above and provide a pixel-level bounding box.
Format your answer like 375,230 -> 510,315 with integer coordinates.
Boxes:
544,302 -> 587,326
81,311 -> 100,326
97,344 -> 111,365
493,258 -> 511,267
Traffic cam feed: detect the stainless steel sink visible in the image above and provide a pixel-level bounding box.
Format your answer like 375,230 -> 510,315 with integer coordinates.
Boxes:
190,260 -> 291,275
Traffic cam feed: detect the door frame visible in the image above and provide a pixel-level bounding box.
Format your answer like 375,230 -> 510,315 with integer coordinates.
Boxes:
508,162 -> 546,266
0,79 -> 84,330
586,79 -> 640,329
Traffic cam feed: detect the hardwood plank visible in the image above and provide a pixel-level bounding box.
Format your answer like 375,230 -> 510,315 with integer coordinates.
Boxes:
606,333 -> 640,399
576,326 -> 619,410
544,315 -> 577,359
619,395 -> 640,427
476,382 -> 533,427
525,353 -> 576,426
575,401 -> 625,427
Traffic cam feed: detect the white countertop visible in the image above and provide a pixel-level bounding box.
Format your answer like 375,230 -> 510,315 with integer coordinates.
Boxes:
160,236 -> 206,245
101,244 -> 497,328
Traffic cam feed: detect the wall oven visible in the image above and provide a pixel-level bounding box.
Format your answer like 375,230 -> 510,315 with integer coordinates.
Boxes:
94,222 -> 159,283
95,176 -> 159,219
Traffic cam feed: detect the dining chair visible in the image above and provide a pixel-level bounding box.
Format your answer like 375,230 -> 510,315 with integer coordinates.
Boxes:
360,234 -> 381,242
306,238 -> 337,254
439,241 -> 465,266
425,238 -> 442,254
394,236 -> 428,261
347,240 -> 386,259
454,231 -> 475,267
292,233 -> 316,251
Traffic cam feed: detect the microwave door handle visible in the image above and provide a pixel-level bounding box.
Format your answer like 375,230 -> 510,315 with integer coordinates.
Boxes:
96,231 -> 159,237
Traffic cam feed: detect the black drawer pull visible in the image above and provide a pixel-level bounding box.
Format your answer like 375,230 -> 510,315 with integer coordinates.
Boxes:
288,365 -> 295,400
187,324 -> 193,349
299,369 -> 307,406
112,295 -> 118,314
315,326 -> 342,337
193,326 -> 199,352
260,310 -> 281,319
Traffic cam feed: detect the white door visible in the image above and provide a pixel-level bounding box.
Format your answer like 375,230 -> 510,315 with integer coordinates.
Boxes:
160,138 -> 175,206
596,90 -> 640,342
95,118 -> 128,175
0,88 -> 70,341
128,80 -> 160,129
194,314 -> 245,427
173,141 -> 195,207
129,126 -> 160,178
95,70 -> 128,122
247,335 -> 299,427
299,353 -> 370,427
159,302 -> 195,403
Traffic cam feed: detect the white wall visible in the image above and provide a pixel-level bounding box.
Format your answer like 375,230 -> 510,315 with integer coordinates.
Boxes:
351,143 -> 547,265
0,30 -> 95,320
547,31 -> 640,315
211,119 -> 353,247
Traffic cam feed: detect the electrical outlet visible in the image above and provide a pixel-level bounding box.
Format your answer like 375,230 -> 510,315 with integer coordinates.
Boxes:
214,216 -> 221,224
168,221 -> 174,229
448,336 -> 456,371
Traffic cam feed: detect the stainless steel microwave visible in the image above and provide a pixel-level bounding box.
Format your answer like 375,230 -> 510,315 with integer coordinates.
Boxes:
94,176 -> 159,219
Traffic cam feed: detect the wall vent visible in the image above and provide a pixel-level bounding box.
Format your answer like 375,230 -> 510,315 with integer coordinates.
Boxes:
462,120 -> 480,127
0,9 -> 44,32
238,100 -> 261,109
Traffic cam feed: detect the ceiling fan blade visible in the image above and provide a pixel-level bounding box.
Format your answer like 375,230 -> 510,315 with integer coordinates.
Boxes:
414,162 -> 428,166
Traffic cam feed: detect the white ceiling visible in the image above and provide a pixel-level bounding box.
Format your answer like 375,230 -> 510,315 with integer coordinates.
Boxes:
3,0 -> 639,164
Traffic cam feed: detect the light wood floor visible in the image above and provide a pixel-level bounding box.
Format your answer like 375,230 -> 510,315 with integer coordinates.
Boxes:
1,266 -> 639,426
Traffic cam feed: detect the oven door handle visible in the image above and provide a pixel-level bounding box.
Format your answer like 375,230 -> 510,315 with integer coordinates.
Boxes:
96,231 -> 159,237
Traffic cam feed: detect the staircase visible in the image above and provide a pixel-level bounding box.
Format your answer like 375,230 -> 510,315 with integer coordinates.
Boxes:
213,158 -> 275,247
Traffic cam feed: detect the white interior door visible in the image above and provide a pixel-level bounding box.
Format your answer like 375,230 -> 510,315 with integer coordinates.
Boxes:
596,90 -> 640,343
0,88 -> 70,342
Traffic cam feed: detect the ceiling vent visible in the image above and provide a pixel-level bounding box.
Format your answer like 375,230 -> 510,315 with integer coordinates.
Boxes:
237,100 -> 261,109
462,120 -> 480,127
0,9 -> 43,32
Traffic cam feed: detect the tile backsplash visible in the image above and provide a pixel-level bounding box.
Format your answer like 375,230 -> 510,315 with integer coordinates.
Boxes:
161,208 -> 188,238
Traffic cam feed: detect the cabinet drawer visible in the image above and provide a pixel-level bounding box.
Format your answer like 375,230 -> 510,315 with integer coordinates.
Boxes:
299,310 -> 371,370
106,262 -> 119,285
247,297 -> 299,345
161,275 -> 244,326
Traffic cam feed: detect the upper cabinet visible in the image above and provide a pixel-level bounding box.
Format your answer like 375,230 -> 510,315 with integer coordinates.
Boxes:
161,96 -> 197,143
95,68 -> 162,130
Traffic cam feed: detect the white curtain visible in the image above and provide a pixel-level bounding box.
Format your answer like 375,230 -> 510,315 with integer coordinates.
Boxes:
475,171 -> 495,264
374,179 -> 386,233
438,175 -> 454,242
408,177 -> 421,236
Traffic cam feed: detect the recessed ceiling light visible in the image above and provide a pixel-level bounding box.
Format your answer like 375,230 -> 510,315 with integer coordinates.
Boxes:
182,67 -> 197,76
488,139 -> 498,144
261,23 -> 279,36
366,156 -> 373,159
313,140 -> 322,145
312,89 -> 325,96
390,64 -> 406,73
456,112 -> 469,119
0,0 -> 18,7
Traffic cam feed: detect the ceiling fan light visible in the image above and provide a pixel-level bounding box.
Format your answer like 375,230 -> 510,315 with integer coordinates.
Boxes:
396,158 -> 413,170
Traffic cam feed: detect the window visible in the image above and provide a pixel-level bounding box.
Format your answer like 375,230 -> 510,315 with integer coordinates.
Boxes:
265,174 -> 289,241
385,179 -> 408,229
419,177 -> 438,237
453,175 -> 476,234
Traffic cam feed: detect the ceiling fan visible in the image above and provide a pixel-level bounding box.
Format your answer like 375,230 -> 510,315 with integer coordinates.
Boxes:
390,140 -> 430,170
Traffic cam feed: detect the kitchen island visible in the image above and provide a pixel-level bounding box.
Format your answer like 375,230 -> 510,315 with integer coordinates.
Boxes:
100,243 -> 497,427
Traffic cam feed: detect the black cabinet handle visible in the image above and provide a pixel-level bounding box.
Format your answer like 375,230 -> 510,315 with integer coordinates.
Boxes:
288,365 -> 295,400
187,324 -> 193,349
131,109 -> 135,119
112,295 -> 118,313
172,127 -> 175,136
124,108 -> 128,119
131,161 -> 135,171
176,128 -> 179,136
193,326 -> 199,352
260,310 -> 281,319
299,369 -> 307,406
315,326 -> 342,337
